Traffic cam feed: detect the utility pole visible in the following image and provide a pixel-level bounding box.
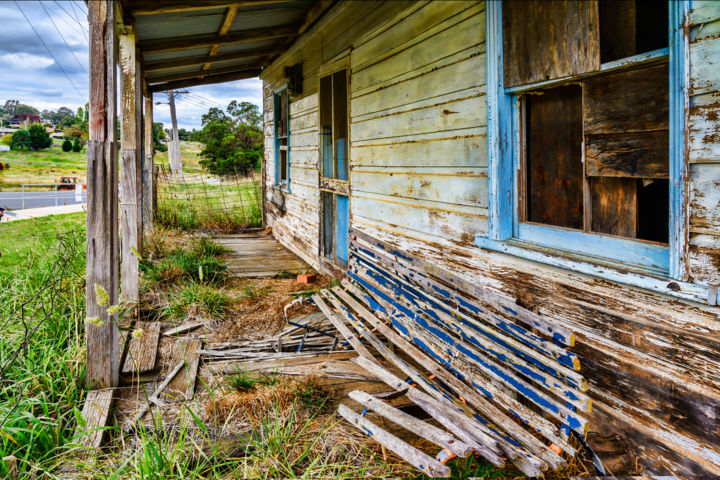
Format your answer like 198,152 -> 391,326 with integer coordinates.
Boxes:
168,90 -> 183,176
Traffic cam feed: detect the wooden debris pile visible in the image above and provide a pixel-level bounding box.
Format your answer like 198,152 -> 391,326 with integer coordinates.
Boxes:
308,230 -> 592,478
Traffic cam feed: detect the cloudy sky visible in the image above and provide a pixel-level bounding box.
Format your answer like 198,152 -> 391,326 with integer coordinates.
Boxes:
0,1 -> 262,130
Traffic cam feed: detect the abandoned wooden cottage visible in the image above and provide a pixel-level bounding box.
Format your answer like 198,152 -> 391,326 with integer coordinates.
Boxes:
85,0 -> 720,476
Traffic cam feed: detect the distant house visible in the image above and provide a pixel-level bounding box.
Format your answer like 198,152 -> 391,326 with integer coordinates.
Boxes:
13,113 -> 41,126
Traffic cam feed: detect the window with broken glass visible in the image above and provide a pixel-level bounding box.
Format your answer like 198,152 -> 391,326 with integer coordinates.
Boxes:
480,0 -> 686,279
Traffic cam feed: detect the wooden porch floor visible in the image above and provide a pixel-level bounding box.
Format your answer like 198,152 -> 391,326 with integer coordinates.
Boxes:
216,233 -> 310,278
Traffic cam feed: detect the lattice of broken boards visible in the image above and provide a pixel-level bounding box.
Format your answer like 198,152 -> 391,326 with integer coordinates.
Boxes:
311,253 -> 591,477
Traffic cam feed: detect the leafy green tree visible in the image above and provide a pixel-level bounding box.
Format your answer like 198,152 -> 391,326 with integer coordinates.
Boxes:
3,100 -> 39,117
196,103 -> 262,176
62,139 -> 73,152
71,138 -> 82,152
152,122 -> 167,152
10,130 -> 31,150
28,123 -> 53,150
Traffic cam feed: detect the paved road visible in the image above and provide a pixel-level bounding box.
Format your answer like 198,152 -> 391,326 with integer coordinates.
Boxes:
0,191 -> 87,210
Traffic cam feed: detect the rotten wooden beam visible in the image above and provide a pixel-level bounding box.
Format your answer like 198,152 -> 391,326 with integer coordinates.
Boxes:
298,0 -> 333,34
142,93 -> 154,230
86,0 -> 119,389
126,0 -> 290,16
77,388 -> 116,449
148,69 -> 262,93
122,321 -> 161,374
138,26 -> 298,54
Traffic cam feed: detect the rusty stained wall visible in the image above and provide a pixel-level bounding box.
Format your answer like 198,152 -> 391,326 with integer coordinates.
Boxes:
260,0 -> 720,475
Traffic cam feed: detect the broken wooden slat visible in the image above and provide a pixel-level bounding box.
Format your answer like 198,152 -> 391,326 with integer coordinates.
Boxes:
351,266 -> 590,434
338,404 -> 451,478
77,388 -> 115,449
349,390 -> 473,458
333,285 -> 572,464
162,338 -> 203,402
162,321 -> 203,336
311,294 -> 374,361
122,321 -> 161,374
346,238 -> 580,368
350,228 -> 575,346
350,270 -> 583,449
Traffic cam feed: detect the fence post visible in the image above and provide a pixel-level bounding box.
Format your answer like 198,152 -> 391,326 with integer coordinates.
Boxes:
21,185 -> 25,209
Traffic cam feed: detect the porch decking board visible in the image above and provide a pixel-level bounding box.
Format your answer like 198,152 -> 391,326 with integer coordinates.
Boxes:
217,234 -> 310,278
121,321 -> 161,374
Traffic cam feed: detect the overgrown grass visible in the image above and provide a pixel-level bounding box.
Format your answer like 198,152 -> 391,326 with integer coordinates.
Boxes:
159,282 -> 232,321
0,215 -> 87,478
140,235 -> 229,289
226,368 -> 280,392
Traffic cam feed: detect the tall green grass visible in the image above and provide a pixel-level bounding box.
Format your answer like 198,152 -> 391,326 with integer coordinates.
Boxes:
0,219 -> 87,478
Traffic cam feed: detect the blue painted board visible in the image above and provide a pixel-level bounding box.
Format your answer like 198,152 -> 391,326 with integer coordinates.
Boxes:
336,194 -> 349,266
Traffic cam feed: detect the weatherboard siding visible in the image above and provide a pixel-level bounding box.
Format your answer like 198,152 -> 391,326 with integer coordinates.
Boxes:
261,1 -> 720,474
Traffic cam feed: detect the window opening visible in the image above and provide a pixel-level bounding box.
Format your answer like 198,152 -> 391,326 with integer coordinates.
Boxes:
274,89 -> 289,184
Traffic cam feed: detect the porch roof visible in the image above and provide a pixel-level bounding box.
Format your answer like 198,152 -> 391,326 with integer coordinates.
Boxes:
119,0 -> 332,93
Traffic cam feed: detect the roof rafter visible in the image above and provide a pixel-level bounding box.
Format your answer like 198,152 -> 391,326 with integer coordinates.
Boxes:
125,0 -> 290,16
139,25 -> 298,54
148,68 -> 262,93
143,46 -> 284,72
146,63 -> 262,84
202,5 -> 239,72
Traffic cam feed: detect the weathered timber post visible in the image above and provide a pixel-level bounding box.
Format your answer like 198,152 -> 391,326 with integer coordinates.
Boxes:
143,93 -> 154,230
119,27 -> 142,306
87,0 -> 119,389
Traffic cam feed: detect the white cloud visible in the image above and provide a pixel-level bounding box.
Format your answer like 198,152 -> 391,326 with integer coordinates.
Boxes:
1,52 -> 54,69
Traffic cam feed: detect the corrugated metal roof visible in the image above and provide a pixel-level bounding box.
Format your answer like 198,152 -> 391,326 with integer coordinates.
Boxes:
135,9 -> 226,41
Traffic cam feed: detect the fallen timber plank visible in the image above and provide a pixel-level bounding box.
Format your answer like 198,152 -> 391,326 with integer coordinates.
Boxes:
162,321 -> 203,336
334,284 -> 571,465
350,235 -> 580,370
352,356 -> 550,475
348,272 -> 580,452
350,229 -> 575,346
122,321 -> 161,374
352,249 -> 588,395
311,294 -> 374,361
77,388 -> 115,449
162,339 -> 203,402
338,404 -> 451,478
325,290 -> 541,474
349,390 -> 473,458
350,266 -> 589,435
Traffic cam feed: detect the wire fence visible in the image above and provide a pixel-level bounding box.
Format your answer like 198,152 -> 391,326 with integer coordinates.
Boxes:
155,164 -> 262,232
0,228 -> 86,432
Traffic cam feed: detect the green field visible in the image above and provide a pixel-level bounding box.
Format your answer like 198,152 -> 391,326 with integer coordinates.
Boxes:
0,141 -> 207,190
0,140 -> 86,189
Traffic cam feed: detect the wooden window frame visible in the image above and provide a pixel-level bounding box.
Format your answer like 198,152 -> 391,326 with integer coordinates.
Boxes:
318,57 -> 351,272
479,1 -> 718,305
273,85 -> 290,191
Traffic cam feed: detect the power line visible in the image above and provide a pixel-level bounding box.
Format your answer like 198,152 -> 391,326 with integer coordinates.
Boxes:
185,92 -> 226,108
41,2 -> 88,76
15,1 -> 86,98
53,0 -> 89,37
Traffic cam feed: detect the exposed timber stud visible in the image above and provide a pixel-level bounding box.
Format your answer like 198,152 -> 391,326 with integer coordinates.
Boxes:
143,94 -> 154,230
119,28 -> 142,307
87,0 -> 119,389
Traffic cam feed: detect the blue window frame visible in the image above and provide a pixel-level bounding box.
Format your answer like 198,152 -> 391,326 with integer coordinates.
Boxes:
478,1 -> 717,305
273,87 -> 290,188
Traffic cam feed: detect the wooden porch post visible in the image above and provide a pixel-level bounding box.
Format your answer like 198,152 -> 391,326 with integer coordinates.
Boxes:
87,0 -> 119,389
143,93 -> 154,230
119,27 -> 142,305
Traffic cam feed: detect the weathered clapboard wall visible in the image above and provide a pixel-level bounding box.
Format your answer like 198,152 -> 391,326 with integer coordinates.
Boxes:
688,2 -> 720,286
261,1 -> 720,475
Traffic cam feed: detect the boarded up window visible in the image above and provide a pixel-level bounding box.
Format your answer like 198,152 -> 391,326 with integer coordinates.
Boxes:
516,1 -> 670,243
503,0 -> 600,87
